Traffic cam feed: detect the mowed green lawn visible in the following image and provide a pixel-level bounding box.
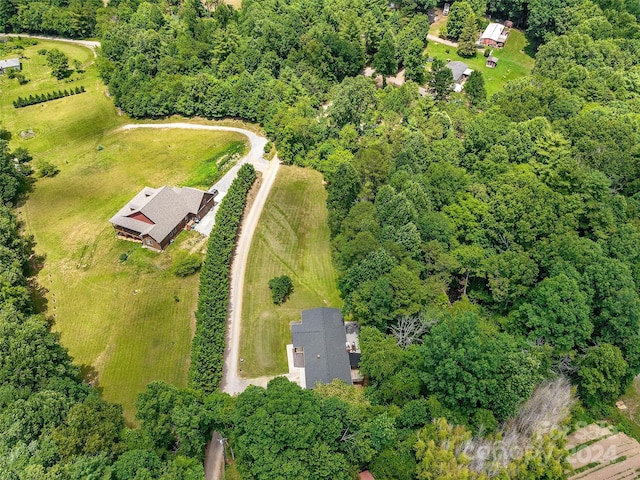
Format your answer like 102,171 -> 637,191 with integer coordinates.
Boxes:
239,166 -> 342,377
3,38 -> 248,423
426,29 -> 535,97
20,127 -> 246,424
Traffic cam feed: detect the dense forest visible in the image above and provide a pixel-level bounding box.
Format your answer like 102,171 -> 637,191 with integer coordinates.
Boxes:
4,0 -> 640,476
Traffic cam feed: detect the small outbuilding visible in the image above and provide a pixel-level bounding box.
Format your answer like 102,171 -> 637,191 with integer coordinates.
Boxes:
486,56 -> 499,68
0,58 -> 21,74
480,23 -> 508,47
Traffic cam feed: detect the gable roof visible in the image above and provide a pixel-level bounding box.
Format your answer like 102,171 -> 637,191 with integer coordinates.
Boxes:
0,58 -> 20,69
291,308 -> 352,389
481,23 -> 505,42
446,61 -> 469,82
110,186 -> 210,243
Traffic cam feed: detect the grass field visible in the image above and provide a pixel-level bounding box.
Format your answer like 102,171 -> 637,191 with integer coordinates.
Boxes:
238,166 -> 342,378
426,29 -> 535,97
2,38 -> 248,423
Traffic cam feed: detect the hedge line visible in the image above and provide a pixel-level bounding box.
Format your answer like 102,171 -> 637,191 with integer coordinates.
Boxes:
189,163 -> 257,393
13,85 -> 85,108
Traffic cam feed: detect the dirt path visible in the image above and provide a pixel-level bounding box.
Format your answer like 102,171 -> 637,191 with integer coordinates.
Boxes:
205,432 -> 224,480
0,33 -> 100,57
427,34 -> 458,47
222,155 -> 280,395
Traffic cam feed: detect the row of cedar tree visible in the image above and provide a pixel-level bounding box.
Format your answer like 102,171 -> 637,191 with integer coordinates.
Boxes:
12,86 -> 86,108
13,85 -> 86,108
189,163 -> 256,393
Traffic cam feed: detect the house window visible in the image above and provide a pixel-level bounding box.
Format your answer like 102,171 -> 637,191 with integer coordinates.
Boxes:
146,239 -> 153,246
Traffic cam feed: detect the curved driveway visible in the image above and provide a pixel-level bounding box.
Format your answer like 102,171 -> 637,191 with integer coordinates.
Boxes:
117,123 -> 280,393
0,33 -> 100,57
119,124 -> 280,480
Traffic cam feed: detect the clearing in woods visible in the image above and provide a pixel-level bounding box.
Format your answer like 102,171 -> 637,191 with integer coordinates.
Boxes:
238,165 -> 342,378
426,28 -> 535,97
3,38 -> 248,423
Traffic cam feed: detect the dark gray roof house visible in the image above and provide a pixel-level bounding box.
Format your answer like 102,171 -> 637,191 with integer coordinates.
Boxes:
109,186 -> 216,250
447,61 -> 470,82
291,308 -> 353,389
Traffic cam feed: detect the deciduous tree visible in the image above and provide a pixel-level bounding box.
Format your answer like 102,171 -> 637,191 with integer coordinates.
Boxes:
46,49 -> 70,80
446,1 -> 475,39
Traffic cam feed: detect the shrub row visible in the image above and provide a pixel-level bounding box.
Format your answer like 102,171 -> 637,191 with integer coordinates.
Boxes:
13,86 -> 85,108
189,163 -> 257,394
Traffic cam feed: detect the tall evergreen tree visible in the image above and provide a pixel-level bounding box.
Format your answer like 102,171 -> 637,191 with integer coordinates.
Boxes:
404,38 -> 426,84
429,59 -> 454,100
457,15 -> 478,57
465,70 -> 486,106
372,31 -> 398,86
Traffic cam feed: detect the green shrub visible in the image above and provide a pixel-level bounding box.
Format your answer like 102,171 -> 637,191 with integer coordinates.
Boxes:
172,252 -> 202,277
268,275 -> 294,305
35,159 -> 59,178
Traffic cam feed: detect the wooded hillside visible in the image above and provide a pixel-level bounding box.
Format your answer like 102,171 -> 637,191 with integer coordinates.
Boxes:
4,0 -> 640,476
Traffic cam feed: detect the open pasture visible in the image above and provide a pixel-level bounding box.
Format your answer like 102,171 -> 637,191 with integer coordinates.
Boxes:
238,166 -> 342,378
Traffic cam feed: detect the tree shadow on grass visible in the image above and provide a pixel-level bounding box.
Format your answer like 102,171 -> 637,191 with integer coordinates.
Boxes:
29,278 -> 49,314
15,176 -> 37,208
80,364 -> 102,390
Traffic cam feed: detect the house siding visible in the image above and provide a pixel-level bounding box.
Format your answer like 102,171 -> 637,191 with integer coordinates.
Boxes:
142,234 -> 162,251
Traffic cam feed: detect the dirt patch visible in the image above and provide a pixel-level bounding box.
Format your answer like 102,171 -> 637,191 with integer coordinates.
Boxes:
567,424 -> 640,479
244,171 -> 263,213
567,424 -> 612,450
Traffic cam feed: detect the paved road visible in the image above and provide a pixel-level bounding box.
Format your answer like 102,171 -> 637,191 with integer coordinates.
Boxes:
0,33 -> 100,57
117,123 -> 270,236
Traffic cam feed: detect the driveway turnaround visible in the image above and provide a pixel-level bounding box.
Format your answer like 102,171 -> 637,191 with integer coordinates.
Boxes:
117,123 -> 270,236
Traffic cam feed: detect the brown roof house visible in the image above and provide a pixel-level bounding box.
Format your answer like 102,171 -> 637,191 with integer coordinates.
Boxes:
110,186 -> 217,251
